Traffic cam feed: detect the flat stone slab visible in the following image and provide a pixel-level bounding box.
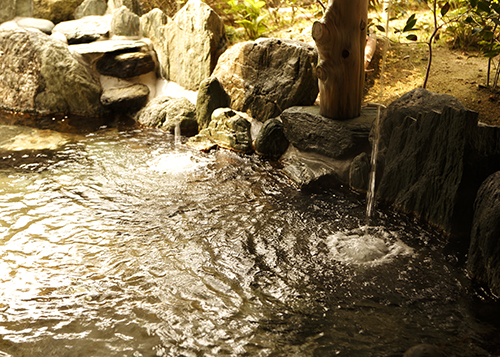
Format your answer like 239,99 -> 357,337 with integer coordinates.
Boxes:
52,15 -> 111,44
69,39 -> 151,55
281,105 -> 377,159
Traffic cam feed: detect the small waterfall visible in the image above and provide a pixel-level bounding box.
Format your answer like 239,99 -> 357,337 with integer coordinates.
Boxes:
365,0 -> 391,222
174,121 -> 181,147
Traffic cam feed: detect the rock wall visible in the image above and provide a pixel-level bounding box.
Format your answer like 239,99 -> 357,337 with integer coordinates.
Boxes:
376,89 -> 500,251
0,0 -> 32,23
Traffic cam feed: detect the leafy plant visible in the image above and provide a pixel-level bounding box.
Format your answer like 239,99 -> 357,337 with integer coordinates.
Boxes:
224,0 -> 268,40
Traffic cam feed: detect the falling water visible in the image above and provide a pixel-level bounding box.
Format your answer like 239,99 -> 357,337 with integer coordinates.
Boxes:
174,121 -> 182,147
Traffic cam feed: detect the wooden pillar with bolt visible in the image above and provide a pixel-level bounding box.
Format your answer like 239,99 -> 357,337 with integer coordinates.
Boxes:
312,0 -> 368,120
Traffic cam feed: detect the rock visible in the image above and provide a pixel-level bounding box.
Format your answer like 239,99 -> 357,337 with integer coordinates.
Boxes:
16,0 -> 33,17
376,89 -> 500,246
196,76 -> 231,130
52,15 -> 111,44
467,171 -> 500,297
96,51 -> 155,78
349,152 -> 370,192
15,17 -> 55,34
161,0 -> 227,90
74,0 -> 107,19
0,0 -> 17,23
140,8 -> 168,42
136,96 -> 198,136
110,6 -> 140,37
403,344 -> 444,357
69,38 -> 149,56
100,83 -> 149,113
213,38 -> 319,122
0,29 -> 103,120
254,118 -> 289,158
107,0 -> 142,16
33,0 -> 84,24
189,108 -> 253,153
281,105 -> 376,159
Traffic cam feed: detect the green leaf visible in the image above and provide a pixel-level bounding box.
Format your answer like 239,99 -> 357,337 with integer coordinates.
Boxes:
440,2 -> 450,17
376,25 -> 386,32
483,30 -> 495,40
406,34 -> 418,41
477,1 -> 491,13
403,14 -> 417,32
470,0 -> 477,7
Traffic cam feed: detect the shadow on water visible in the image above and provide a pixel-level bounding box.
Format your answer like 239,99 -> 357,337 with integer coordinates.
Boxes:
0,125 -> 499,356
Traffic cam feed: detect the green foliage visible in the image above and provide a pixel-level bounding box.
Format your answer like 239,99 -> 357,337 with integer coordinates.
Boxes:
224,0 -> 268,40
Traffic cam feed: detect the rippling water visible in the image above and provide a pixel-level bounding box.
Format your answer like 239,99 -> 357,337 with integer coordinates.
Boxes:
0,126 -> 498,356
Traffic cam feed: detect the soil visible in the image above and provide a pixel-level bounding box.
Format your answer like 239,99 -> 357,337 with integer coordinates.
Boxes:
271,21 -> 500,127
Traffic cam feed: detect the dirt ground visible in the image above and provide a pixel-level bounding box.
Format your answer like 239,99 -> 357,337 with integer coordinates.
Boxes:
364,41 -> 500,126
271,21 -> 500,127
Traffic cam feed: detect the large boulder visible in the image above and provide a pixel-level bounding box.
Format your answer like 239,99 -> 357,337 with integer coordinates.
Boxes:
254,118 -> 289,158
107,0 -> 142,16
213,38 -> 319,122
375,89 -> 500,250
158,0 -> 227,91
96,51 -> 155,78
33,0 -> 84,24
0,29 -> 104,124
467,171 -> 500,296
100,83 -> 149,113
0,0 -> 17,23
110,6 -> 140,37
136,96 -> 198,136
140,8 -> 168,43
52,15 -> 111,44
196,76 -> 231,130
14,17 -> 55,34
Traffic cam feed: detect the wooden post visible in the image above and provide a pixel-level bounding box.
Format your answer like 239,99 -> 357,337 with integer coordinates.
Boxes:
312,0 -> 368,120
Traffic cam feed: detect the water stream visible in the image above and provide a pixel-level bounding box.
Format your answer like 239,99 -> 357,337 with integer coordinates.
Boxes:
0,126 -> 498,356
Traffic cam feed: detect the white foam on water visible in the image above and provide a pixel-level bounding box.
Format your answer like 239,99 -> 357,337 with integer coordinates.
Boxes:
326,227 -> 414,266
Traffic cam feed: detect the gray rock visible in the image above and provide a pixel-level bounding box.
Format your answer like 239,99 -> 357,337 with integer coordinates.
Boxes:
189,108 -> 253,153
96,51 -> 155,78
467,171 -> 500,297
0,29 -> 103,119
349,152 -> 370,192
15,17 -> 55,34
74,0 -> 107,19
136,96 -> 198,136
196,76 -> 231,130
161,0 -> 228,90
213,38 -> 319,122
16,0 -> 32,17
110,6 -> 140,37
0,0 -> 16,23
376,90 -> 500,243
281,105 -> 376,159
52,15 -> 111,44
254,118 -> 289,158
107,0 -> 142,16
160,97 -> 197,135
140,8 -> 167,42
100,83 -> 149,113
33,0 -> 83,24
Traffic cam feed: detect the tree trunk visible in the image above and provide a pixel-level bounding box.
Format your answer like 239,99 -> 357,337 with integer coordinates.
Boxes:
312,0 -> 368,120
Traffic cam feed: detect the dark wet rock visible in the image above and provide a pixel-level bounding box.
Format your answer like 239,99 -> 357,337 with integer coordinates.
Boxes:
33,0 -> 83,24
110,6 -> 140,37
0,29 -> 103,119
403,344 -> 444,357
159,0 -> 227,90
136,96 -> 198,136
96,51 -> 155,78
281,105 -> 375,159
196,76 -> 231,130
69,38 -> 149,56
213,38 -> 318,122
376,89 -> 500,246
74,0 -> 107,19
349,152 -> 370,192
15,17 -> 55,34
100,84 -> 149,113
254,118 -> 289,158
467,171 -> 500,297
189,108 -> 253,153
52,15 -> 111,44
